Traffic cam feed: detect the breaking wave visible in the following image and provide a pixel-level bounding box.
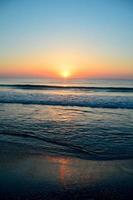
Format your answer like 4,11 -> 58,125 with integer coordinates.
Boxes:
0,90 -> 133,109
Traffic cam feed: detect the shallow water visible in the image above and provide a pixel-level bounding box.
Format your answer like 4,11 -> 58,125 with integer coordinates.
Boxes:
0,78 -> 133,160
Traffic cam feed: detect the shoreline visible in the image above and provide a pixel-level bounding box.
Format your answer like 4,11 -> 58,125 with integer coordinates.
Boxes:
0,143 -> 133,200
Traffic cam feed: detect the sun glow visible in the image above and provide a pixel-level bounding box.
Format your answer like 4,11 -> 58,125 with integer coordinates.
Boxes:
60,70 -> 71,78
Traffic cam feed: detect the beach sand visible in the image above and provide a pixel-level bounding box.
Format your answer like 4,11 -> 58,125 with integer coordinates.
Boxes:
0,142 -> 133,200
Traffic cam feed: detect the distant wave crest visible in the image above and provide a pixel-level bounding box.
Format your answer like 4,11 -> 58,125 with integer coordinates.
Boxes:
0,84 -> 133,92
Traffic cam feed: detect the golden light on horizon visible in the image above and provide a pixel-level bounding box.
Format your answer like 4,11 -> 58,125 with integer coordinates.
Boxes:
60,70 -> 71,79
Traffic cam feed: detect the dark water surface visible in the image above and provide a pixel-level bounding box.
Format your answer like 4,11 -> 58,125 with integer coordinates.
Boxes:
0,78 -> 133,160
0,78 -> 133,200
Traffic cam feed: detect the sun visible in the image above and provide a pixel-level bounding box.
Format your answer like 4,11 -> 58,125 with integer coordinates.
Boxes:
60,70 -> 71,78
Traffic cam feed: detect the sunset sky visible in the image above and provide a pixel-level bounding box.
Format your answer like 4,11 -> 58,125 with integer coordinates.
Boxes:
0,0 -> 133,79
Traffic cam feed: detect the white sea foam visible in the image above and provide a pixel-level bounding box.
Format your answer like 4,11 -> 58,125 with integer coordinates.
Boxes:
0,90 -> 133,109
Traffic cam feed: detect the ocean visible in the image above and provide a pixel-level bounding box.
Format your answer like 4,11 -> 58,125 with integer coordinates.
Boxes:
0,78 -> 133,160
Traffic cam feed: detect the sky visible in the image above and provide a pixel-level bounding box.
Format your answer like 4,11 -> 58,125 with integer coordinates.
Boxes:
0,0 -> 133,79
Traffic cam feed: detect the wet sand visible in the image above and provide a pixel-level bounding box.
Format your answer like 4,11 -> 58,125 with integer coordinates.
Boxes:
0,143 -> 133,200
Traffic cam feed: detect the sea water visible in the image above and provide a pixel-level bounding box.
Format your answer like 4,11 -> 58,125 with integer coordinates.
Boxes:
0,78 -> 133,160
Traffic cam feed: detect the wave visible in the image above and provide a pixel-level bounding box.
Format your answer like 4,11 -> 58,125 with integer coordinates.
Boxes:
0,91 -> 133,109
1,132 -> 133,160
0,131 -> 98,159
0,84 -> 133,92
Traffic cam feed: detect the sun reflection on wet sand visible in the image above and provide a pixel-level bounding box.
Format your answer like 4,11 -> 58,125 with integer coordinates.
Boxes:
0,148 -> 133,199
45,155 -> 126,189
46,157 -> 72,186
